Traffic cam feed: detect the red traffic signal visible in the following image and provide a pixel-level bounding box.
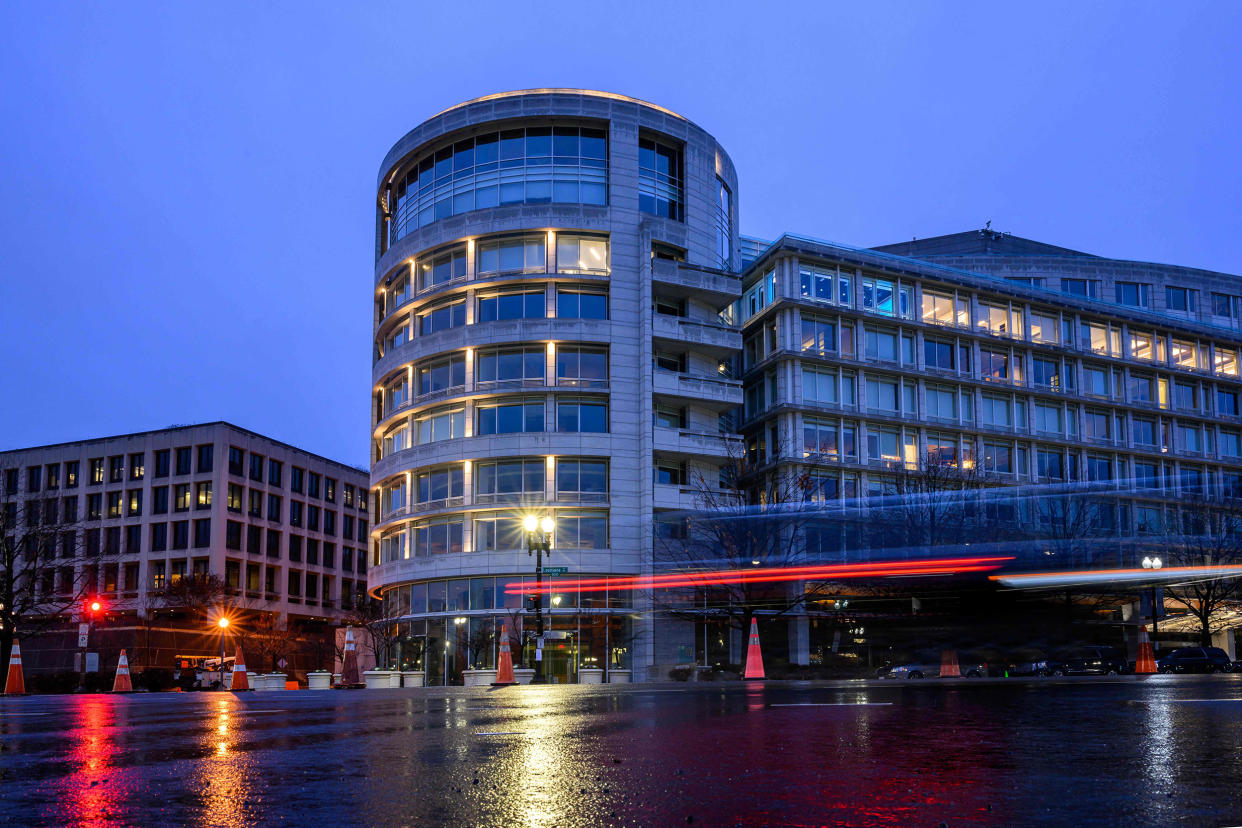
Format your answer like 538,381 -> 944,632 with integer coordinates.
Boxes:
85,598 -> 103,615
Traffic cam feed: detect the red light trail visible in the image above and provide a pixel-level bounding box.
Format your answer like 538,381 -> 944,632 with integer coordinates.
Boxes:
502,556 -> 1014,594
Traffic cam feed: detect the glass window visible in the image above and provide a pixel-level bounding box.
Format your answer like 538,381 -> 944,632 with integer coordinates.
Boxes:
477,235 -> 546,276
412,518 -> 464,557
417,354 -> 466,396
556,287 -> 608,320
800,317 -> 836,355
864,328 -> 898,362
416,408 -> 466,443
556,459 -> 608,501
419,300 -> 466,336
864,377 -> 898,412
475,460 -> 544,503
477,400 -> 544,435
1166,286 -> 1195,313
417,244 -> 467,291
416,466 -> 464,505
1171,340 -> 1198,370
389,126 -> 608,243
556,347 -> 608,387
1116,282 -> 1149,308
557,399 -> 608,433
800,268 -> 836,303
556,235 -> 609,274
554,513 -> 609,550
477,289 -> 545,322
638,135 -> 683,220
476,347 -> 545,388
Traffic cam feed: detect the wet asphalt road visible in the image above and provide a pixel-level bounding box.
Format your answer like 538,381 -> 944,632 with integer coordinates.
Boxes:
3,677 -> 1242,827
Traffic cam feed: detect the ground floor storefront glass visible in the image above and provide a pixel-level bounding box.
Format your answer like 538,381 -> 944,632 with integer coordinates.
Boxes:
383,575 -> 634,685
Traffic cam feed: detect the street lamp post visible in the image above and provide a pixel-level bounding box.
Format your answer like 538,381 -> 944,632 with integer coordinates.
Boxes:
1142,556 -> 1163,651
524,515 -> 554,684
217,616 -> 230,690
451,616 -> 466,684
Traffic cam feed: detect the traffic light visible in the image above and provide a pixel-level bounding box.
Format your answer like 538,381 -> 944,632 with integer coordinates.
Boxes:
525,596 -> 538,612
85,597 -> 103,617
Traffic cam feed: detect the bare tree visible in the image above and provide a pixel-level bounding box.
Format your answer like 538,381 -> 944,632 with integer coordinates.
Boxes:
341,596 -> 400,669
652,446 -> 825,646
152,572 -> 229,621
1162,494 -> 1242,646
882,452 -> 1004,555
0,485 -> 85,668
241,611 -> 300,674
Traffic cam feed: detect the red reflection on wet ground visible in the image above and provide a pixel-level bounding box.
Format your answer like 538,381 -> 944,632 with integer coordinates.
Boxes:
53,697 -> 133,828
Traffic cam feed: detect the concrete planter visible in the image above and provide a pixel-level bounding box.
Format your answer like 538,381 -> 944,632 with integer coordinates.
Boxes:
400,671 -> 426,688
463,669 -> 498,687
608,670 -> 632,684
513,668 -> 536,685
578,668 -> 604,685
363,670 -> 395,689
307,672 -> 332,690
264,673 -> 287,690
388,671 -> 403,688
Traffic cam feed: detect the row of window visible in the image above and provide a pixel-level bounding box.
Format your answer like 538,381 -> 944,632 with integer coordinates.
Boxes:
389,127 -> 610,243
377,510 -> 609,561
225,447 -> 364,510
5,446 -> 212,497
786,367 -> 1242,452
384,233 -> 609,313
223,520 -> 365,574
794,417 -> 1242,485
378,458 -> 608,518
379,397 -> 609,457
788,358 -> 1242,421
225,484 -> 368,540
383,575 -> 634,616
382,346 -> 608,414
223,558 -> 364,606
381,286 -> 610,357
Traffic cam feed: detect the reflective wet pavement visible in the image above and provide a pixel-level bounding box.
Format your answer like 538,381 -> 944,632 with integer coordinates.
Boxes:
3,676 -> 1242,826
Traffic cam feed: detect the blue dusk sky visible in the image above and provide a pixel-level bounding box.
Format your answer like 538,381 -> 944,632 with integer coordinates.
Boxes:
1,2 -> 1239,465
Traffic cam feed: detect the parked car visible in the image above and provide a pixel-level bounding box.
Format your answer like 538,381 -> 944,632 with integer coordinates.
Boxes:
882,659 -> 988,679
1156,647 -> 1233,674
1055,646 -> 1128,676
1009,646 -> 1128,677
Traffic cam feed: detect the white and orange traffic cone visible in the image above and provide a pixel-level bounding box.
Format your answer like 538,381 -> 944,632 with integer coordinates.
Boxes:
1135,626 -> 1158,674
491,624 -> 517,686
940,649 -> 961,678
230,647 -> 251,691
111,649 -> 133,692
4,639 -> 25,695
743,617 -> 765,680
338,627 -> 362,688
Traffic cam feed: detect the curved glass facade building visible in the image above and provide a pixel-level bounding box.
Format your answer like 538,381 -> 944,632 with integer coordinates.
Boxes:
369,90 -> 741,683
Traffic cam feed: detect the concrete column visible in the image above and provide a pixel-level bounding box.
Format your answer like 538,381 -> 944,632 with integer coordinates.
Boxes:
789,614 -> 810,666
1213,630 -> 1237,660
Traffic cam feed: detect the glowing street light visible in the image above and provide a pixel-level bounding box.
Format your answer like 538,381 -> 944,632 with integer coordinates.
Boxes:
216,615 -> 231,691
524,513 -> 555,683
1142,557 -> 1163,650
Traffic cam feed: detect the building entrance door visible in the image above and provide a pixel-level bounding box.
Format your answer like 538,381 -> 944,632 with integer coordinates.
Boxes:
540,633 -> 577,684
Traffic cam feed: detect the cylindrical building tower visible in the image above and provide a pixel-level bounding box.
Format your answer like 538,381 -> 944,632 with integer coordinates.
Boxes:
369,90 -> 740,683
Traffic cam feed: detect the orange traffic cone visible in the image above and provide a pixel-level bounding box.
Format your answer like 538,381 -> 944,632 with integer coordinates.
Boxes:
940,649 -> 961,678
491,624 -> 517,686
743,617 -> 765,679
230,647 -> 251,691
111,649 -> 133,692
338,627 -> 362,688
4,639 -> 25,695
1135,626 -> 1158,674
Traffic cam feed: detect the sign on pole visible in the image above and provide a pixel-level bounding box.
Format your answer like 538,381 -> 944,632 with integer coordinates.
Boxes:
543,567 -> 568,575
77,623 -> 89,648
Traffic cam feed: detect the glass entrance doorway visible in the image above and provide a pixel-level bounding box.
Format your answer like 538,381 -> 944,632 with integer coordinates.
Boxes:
540,632 -> 577,684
